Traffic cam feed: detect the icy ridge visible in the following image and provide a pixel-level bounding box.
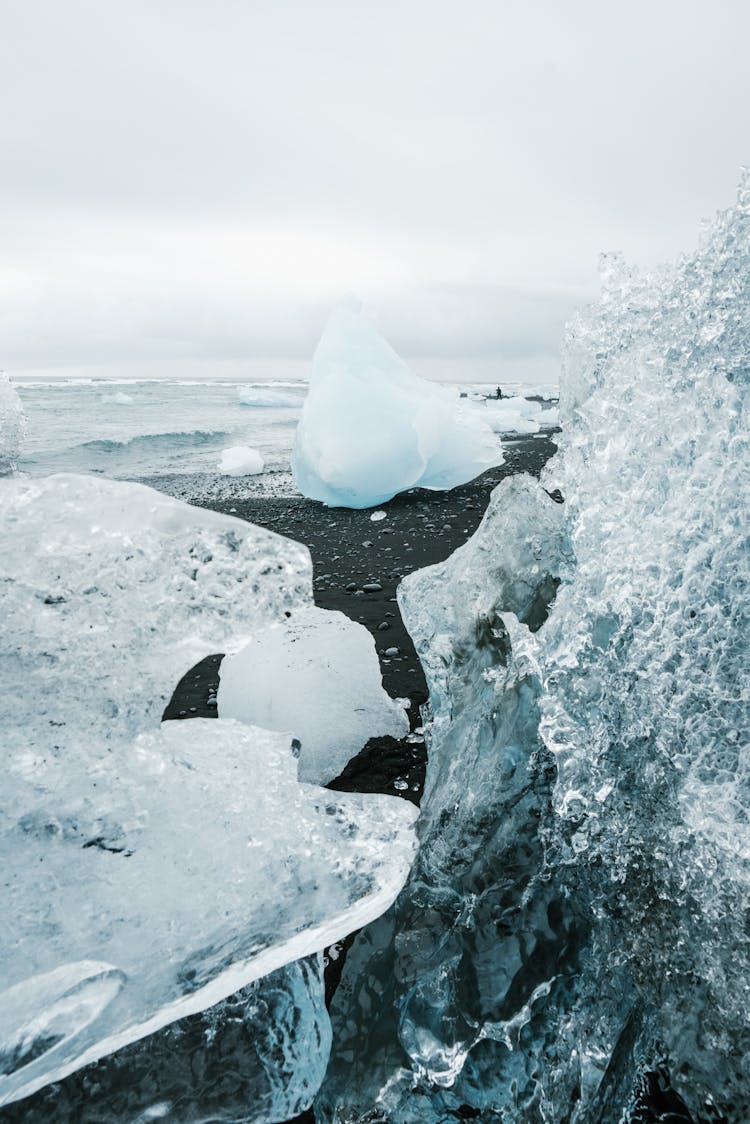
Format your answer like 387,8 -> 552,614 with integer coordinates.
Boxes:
317,177 -> 750,1120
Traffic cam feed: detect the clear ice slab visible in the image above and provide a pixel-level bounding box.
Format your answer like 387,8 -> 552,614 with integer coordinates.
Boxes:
0,474 -> 417,1108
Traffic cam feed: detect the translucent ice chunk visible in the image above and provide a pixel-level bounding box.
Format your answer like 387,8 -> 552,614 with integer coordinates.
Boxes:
0,474 -> 417,1107
218,605 -> 409,784
292,296 -> 503,508
11,955 -> 331,1124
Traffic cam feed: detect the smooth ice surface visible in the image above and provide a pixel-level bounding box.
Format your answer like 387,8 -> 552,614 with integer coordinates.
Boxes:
318,178 -> 750,1121
0,373 -> 26,474
292,296 -> 503,508
218,605 -> 409,784
218,444 -> 265,475
0,474 -> 417,1107
238,385 -> 303,407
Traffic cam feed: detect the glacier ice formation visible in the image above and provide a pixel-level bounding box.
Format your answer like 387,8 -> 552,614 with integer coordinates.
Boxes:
0,373 -> 26,474
0,474 -> 417,1109
292,295 -> 503,508
218,605 -> 409,785
315,178 -> 750,1121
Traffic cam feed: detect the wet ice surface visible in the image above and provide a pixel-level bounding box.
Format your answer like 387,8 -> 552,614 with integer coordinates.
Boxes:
0,474 -> 417,1110
3,956 -> 331,1124
292,295 -> 503,508
317,181 -> 750,1121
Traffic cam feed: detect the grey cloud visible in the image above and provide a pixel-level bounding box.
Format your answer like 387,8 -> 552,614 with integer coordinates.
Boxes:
1,0 -> 749,381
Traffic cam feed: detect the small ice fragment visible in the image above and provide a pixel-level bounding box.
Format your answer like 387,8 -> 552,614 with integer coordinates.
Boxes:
218,446 -> 265,476
218,606 -> 409,784
370,511 -> 387,522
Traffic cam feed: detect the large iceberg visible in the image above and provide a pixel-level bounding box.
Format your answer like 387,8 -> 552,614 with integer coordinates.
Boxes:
218,605 -> 409,784
0,373 -> 26,474
0,474 -> 417,1109
316,179 -> 750,1120
292,296 -> 503,508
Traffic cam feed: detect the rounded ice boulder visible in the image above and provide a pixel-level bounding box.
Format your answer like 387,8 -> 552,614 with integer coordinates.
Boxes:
291,296 -> 503,508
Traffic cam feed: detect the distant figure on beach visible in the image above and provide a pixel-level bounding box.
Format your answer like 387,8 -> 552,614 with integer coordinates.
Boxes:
495,386 -> 503,399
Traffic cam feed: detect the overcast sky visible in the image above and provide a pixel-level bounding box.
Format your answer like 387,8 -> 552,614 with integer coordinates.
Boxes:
2,0 -> 749,384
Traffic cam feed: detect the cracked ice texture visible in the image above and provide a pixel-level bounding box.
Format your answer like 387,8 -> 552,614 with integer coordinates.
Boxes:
0,474 -> 417,1109
318,177 -> 750,1121
292,295 -> 503,508
0,373 -> 26,474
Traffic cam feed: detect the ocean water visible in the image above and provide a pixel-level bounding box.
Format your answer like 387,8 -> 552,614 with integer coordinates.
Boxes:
16,378 -> 555,484
15,380 -> 307,480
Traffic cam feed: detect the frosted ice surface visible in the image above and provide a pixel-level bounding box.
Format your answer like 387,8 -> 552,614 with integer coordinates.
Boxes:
238,385 -> 303,407
292,296 -> 503,508
0,474 -> 417,1107
317,177 -> 750,1121
218,605 -> 409,784
218,444 -> 265,475
0,373 -> 26,474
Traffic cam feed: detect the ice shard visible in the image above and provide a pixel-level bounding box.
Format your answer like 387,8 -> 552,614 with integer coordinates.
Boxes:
292,295 -> 503,508
317,178 -> 750,1121
0,474 -> 417,1108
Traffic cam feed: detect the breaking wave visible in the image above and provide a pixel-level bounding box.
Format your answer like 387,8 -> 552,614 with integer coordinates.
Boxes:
77,430 -> 230,455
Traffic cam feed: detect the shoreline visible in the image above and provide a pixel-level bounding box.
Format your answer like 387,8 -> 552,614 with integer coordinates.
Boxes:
162,434 -> 560,808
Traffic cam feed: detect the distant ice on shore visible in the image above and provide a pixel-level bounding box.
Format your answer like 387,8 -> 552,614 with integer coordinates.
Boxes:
292,296 -> 504,508
238,385 -> 304,407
